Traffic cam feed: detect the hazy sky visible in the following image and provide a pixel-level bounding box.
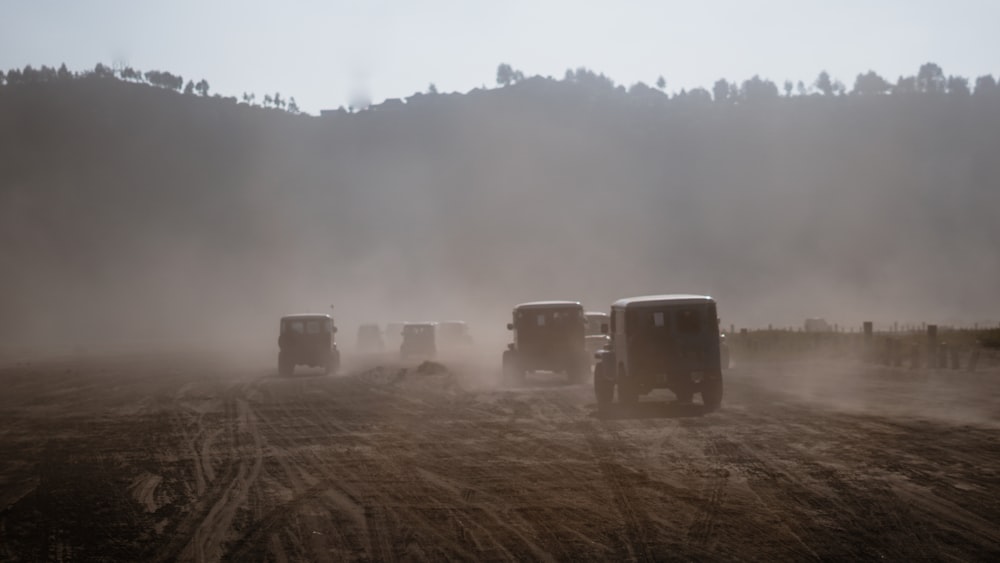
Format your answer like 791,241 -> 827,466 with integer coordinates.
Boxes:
3,0 -> 998,113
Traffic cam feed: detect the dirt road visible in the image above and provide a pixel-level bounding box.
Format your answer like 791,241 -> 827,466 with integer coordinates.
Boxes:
1,352 -> 998,561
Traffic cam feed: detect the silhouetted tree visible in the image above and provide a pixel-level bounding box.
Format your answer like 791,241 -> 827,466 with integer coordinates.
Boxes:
974,75 -> 997,95
740,75 -> 780,102
183,81 -> 194,95
93,63 -> 114,79
796,80 -> 808,96
427,83 -> 438,94
815,71 -> 833,96
263,94 -> 273,107
287,97 -> 299,113
783,80 -> 793,97
852,71 -> 891,95
712,78 -> 730,103
5,68 -> 21,84
946,75 -> 970,96
273,92 -> 284,109
56,64 -> 72,81
0,70 -> 5,85
242,92 -> 255,105
195,79 -> 209,97
656,76 -> 666,90
894,75 -> 917,95
496,63 -> 514,86
916,62 -> 945,93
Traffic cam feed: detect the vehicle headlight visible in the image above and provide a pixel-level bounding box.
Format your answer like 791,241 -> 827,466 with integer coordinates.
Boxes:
690,371 -> 704,384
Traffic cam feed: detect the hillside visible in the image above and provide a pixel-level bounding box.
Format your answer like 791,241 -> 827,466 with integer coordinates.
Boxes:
2,74 -> 999,347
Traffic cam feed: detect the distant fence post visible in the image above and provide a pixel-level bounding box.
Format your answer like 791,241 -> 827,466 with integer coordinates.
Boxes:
926,325 -> 938,370
949,346 -> 960,370
863,321 -> 873,362
968,347 -> 980,372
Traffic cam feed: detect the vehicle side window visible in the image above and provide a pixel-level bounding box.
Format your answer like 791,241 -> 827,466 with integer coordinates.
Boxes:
306,321 -> 320,334
289,321 -> 305,334
653,312 -> 666,327
537,314 -> 546,326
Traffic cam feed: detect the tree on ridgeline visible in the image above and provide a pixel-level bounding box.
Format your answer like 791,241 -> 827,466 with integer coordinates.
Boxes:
287,97 -> 299,113
783,80 -> 793,97
93,63 -> 114,79
815,71 -> 834,96
184,81 -> 195,95
894,75 -> 917,95
712,78 -> 730,102
496,63 -> 514,86
947,75 -> 970,96
852,71 -> 891,95
740,75 -> 780,102
656,75 -> 666,90
974,75 -> 997,95
916,62 -> 945,93
427,83 -> 438,94
195,79 -> 210,97
57,63 -> 72,81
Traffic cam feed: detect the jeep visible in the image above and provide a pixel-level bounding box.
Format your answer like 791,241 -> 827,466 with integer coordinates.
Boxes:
594,294 -> 723,409
400,322 -> 436,359
585,311 -> 611,363
502,301 -> 590,384
278,314 -> 340,376
356,323 -> 384,353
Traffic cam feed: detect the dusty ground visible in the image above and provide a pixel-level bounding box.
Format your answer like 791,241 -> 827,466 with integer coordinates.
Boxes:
1,351 -> 998,562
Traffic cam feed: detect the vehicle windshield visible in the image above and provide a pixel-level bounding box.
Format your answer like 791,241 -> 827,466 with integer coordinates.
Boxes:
516,307 -> 584,331
627,304 -> 715,335
403,325 -> 433,336
585,314 -> 607,336
282,318 -> 332,334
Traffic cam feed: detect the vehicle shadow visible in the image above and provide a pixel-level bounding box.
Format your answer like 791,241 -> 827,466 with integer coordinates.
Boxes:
591,401 -> 710,420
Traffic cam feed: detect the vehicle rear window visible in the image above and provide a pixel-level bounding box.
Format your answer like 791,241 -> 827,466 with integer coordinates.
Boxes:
675,308 -> 702,333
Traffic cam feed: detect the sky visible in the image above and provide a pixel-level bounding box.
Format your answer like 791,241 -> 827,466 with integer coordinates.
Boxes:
2,0 -> 998,114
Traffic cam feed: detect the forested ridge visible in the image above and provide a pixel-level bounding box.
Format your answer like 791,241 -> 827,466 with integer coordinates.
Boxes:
2,62 -> 999,346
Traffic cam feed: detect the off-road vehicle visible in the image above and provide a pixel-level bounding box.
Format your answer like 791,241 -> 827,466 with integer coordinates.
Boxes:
356,323 -> 384,353
594,294 -> 723,409
502,301 -> 590,384
277,314 -> 340,376
437,320 -> 473,351
400,322 -> 436,359
585,311 -> 611,363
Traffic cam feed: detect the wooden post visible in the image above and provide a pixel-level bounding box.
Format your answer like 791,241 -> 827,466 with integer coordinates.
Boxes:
926,325 -> 938,370
949,346 -> 960,370
910,342 -> 920,369
863,321 -> 873,362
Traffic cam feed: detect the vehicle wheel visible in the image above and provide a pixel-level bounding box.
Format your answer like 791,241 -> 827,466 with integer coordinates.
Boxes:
675,387 -> 694,404
701,378 -> 723,410
593,362 -> 614,407
278,353 -> 293,377
616,365 -> 638,406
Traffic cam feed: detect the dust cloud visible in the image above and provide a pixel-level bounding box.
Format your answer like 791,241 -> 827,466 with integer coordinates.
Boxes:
1,77 -> 999,360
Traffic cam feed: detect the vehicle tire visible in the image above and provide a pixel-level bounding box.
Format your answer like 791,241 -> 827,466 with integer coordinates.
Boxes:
616,364 -> 638,406
278,353 -> 293,377
593,362 -> 614,407
701,377 -> 723,410
675,388 -> 694,404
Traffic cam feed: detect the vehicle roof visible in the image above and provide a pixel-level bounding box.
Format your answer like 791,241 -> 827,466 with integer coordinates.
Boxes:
585,311 -> 609,317
438,320 -> 467,325
514,300 -> 583,310
403,321 -> 437,327
611,294 -> 716,308
280,313 -> 333,321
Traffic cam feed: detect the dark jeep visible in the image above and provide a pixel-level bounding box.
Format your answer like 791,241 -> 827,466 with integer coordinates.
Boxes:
585,311 -> 611,363
502,301 -> 590,384
356,323 -> 384,353
437,321 -> 473,351
400,322 -> 436,359
594,294 -> 723,410
278,314 -> 340,376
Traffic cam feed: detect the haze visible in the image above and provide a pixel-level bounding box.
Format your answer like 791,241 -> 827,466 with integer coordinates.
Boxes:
2,1 -> 999,356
